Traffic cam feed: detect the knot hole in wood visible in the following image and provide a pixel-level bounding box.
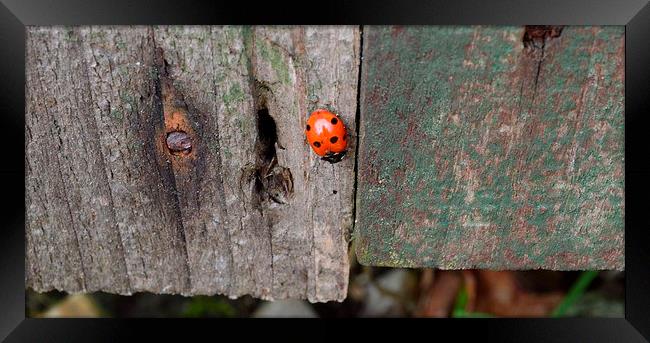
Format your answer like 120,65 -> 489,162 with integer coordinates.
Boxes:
523,25 -> 564,51
251,105 -> 294,205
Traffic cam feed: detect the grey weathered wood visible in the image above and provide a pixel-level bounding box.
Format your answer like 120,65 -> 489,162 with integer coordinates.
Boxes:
26,26 -> 360,302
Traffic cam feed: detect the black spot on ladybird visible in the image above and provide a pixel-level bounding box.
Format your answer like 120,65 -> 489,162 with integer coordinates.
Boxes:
331,117 -> 338,125
330,136 -> 338,143
306,124 -> 311,131
313,141 -> 321,148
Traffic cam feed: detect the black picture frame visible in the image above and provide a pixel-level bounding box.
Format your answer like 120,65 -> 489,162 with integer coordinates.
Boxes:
1,0 -> 648,341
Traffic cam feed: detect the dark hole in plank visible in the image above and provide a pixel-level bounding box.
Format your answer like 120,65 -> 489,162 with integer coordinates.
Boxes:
256,107 -> 278,165
522,25 -> 563,50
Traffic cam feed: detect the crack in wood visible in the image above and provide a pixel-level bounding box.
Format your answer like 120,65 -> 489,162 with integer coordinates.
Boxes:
523,26 -> 563,108
350,25 -> 364,244
151,39 -> 193,291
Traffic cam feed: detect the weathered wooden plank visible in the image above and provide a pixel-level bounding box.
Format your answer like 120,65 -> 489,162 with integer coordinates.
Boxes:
26,26 -> 360,301
355,26 -> 624,270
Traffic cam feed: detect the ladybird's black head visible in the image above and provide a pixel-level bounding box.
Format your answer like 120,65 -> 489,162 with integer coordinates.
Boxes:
321,151 -> 346,164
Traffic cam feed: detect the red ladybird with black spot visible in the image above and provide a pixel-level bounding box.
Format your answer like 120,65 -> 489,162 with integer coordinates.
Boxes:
305,109 -> 347,163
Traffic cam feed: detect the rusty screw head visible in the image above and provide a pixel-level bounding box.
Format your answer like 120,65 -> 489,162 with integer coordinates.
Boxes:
166,131 -> 192,155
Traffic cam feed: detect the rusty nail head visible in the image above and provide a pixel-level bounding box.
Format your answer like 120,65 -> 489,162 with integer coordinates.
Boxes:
166,131 -> 192,154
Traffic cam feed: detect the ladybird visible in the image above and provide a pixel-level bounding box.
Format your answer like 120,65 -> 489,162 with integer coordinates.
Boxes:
305,109 -> 347,163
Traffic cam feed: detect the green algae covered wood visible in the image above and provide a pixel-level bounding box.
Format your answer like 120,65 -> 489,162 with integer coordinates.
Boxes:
355,26 -> 624,270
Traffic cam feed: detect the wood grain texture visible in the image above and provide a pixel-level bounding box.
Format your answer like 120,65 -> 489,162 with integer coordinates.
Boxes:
26,26 -> 360,301
355,26 -> 624,270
